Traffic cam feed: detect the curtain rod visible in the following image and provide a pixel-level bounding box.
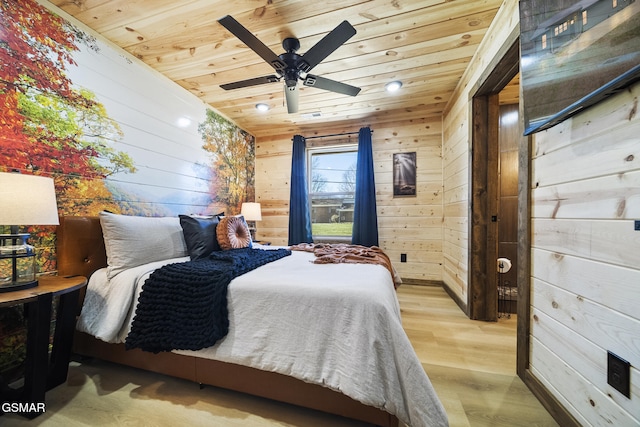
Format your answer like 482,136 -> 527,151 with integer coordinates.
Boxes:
293,129 -> 373,141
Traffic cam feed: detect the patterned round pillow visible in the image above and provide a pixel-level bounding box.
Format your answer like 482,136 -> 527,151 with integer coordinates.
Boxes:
217,216 -> 251,250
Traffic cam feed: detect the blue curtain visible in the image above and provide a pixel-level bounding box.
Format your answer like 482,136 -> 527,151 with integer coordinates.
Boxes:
352,127 -> 379,246
288,135 -> 313,245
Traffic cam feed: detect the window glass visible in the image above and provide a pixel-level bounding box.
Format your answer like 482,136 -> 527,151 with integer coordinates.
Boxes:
308,147 -> 357,238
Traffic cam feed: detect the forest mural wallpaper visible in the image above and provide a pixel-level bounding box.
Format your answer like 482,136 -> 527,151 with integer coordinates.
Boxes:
0,0 -> 255,377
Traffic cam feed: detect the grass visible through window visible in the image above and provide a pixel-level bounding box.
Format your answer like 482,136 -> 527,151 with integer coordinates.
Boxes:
312,222 -> 353,236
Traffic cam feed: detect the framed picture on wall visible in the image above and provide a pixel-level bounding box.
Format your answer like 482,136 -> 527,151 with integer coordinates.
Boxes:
393,152 -> 416,197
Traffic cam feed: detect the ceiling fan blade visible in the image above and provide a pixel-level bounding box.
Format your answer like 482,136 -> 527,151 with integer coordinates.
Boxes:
303,74 -> 361,96
220,75 -> 280,90
218,15 -> 286,71
284,84 -> 299,113
298,21 -> 356,73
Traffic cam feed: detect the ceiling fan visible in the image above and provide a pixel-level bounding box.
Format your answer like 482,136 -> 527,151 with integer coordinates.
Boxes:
217,15 -> 361,114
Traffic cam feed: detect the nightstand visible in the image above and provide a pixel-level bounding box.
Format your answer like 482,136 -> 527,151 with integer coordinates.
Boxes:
0,275 -> 87,418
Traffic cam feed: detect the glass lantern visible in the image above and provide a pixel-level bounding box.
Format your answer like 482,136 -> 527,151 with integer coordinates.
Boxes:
0,233 -> 37,292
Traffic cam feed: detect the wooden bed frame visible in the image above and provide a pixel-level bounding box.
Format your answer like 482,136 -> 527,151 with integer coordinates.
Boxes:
57,216 -> 399,427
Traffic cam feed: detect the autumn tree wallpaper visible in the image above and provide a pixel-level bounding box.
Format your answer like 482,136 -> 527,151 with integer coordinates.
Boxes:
0,0 -> 255,377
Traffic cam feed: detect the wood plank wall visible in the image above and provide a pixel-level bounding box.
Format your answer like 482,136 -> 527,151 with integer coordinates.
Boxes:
254,115 -> 444,282
530,81 -> 640,426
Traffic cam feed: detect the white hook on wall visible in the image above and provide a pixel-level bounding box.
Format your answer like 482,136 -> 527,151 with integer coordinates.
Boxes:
497,258 -> 512,273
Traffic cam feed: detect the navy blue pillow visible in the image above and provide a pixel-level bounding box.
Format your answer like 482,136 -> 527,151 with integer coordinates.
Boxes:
179,214 -> 221,260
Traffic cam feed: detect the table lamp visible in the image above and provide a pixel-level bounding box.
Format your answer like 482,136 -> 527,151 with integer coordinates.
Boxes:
0,172 -> 59,292
240,202 -> 262,241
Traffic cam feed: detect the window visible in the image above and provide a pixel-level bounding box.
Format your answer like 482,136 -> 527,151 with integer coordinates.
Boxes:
307,146 -> 357,239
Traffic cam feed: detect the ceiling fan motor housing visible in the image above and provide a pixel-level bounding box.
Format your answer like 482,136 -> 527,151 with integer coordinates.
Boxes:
279,51 -> 303,87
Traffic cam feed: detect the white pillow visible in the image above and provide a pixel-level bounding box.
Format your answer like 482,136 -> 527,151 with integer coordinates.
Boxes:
99,212 -> 188,279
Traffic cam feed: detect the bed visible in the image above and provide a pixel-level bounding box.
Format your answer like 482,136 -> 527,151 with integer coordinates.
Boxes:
56,214 -> 448,427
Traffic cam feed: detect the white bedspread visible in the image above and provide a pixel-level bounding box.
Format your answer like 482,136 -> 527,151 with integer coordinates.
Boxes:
77,249 -> 448,427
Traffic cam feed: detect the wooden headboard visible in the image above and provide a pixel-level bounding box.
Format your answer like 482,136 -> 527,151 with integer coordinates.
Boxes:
57,216 -> 107,278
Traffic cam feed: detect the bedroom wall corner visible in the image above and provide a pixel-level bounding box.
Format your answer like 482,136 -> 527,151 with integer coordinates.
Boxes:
441,0 -> 519,308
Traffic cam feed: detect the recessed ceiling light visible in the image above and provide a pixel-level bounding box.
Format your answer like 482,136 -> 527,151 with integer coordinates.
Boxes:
385,81 -> 403,92
255,103 -> 270,112
176,116 -> 192,127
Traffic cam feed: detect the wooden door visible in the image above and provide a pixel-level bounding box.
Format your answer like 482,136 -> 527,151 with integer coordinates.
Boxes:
497,104 -> 519,314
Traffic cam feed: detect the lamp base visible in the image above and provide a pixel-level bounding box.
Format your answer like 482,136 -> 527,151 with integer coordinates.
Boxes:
0,279 -> 38,293
0,233 -> 38,293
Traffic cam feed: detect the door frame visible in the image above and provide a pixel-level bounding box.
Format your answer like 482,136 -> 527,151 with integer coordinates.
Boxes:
468,26 -> 532,379
468,34 -> 520,323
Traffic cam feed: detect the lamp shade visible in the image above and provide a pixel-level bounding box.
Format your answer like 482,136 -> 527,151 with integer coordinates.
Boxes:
0,172 -> 59,292
0,172 -> 59,226
241,202 -> 262,221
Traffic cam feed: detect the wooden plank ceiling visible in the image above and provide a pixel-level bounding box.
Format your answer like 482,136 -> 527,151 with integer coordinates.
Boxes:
48,0 -> 505,137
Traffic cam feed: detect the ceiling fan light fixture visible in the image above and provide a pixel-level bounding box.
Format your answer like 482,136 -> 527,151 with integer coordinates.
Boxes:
255,103 -> 270,112
385,81 -> 403,92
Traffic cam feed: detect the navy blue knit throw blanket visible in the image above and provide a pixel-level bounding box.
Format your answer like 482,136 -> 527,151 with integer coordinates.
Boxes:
125,247 -> 291,353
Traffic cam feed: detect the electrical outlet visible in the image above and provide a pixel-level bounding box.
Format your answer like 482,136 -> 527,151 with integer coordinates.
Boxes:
607,351 -> 631,398
400,253 -> 407,263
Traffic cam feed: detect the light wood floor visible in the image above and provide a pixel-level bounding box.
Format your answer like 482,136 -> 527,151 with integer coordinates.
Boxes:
3,285 -> 558,427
